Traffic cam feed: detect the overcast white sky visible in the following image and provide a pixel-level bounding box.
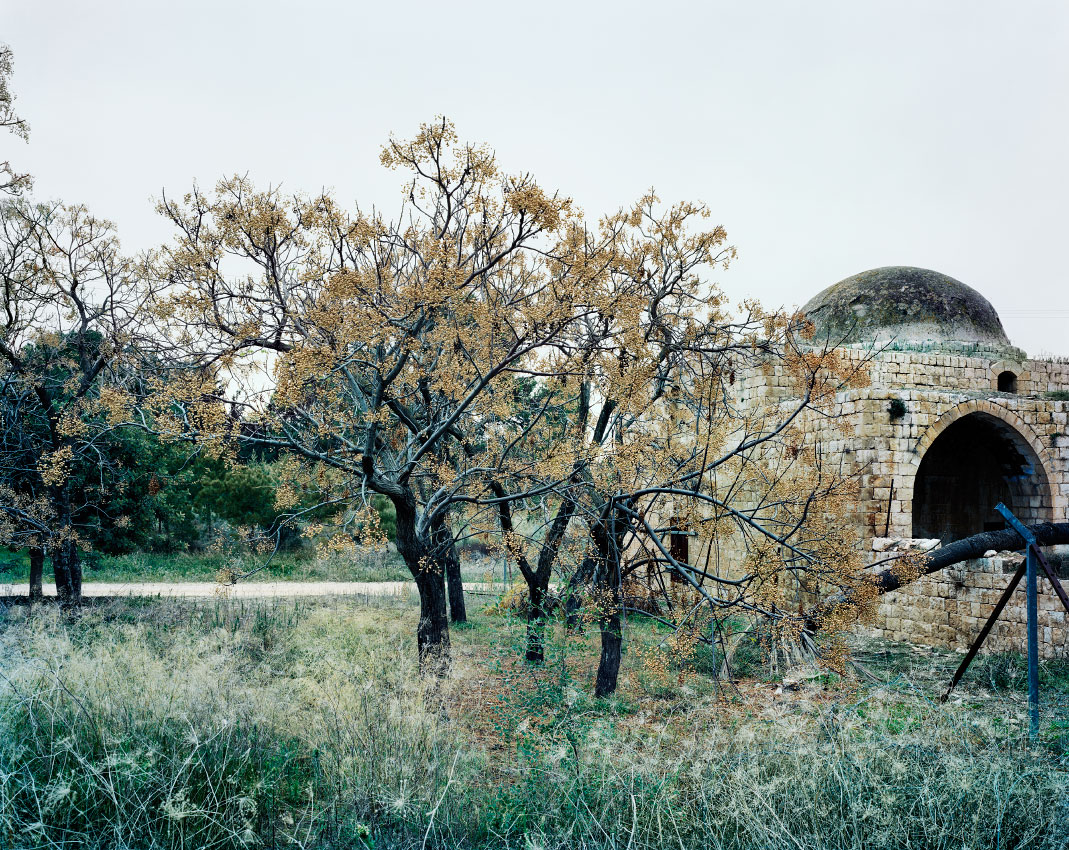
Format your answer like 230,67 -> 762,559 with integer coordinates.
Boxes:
4,0 -> 1068,354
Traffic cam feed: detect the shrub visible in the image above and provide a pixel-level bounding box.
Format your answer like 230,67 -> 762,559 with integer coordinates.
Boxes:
887,398 -> 907,419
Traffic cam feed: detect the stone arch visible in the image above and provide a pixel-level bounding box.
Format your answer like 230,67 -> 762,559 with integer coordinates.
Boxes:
913,401 -> 1053,467
906,401 -> 1055,542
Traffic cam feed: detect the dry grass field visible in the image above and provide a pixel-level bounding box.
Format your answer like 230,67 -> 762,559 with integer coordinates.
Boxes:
0,594 -> 1065,849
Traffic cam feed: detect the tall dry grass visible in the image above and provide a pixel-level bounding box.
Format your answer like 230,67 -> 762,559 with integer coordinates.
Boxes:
0,598 -> 1064,849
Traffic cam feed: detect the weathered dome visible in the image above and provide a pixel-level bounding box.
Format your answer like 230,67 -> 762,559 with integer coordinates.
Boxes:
801,266 -> 1010,351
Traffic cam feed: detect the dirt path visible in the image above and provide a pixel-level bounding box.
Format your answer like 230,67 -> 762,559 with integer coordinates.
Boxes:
0,581 -> 498,599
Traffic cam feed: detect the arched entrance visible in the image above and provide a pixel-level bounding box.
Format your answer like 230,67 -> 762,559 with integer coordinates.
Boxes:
912,411 -> 1052,543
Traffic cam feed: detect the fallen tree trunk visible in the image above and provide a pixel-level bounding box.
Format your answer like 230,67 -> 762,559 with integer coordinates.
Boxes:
806,522 -> 1069,633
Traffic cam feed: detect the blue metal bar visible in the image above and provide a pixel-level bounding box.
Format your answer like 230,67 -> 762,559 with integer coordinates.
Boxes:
943,561 -> 1026,702
995,503 -> 1040,738
996,503 -> 1037,546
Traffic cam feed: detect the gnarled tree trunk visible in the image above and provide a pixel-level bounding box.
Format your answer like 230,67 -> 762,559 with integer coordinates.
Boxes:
393,491 -> 450,669
51,538 -> 82,607
526,498 -> 577,664
432,518 -> 467,625
593,556 -> 623,697
590,510 -> 629,697
526,579 -> 549,663
491,482 -> 578,663
594,607 -> 623,698
28,546 -> 43,601
412,568 -> 451,668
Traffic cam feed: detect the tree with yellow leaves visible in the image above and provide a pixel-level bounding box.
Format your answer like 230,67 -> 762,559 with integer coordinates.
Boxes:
568,318 -> 873,696
467,192 -> 872,694
153,119 -> 874,686
154,119 -> 593,665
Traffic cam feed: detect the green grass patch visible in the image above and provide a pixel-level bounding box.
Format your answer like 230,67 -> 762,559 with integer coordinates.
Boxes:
0,546 -> 413,583
0,546 -> 508,584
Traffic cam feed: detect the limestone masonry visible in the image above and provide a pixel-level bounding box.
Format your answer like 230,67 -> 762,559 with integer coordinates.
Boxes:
744,267 -> 1068,658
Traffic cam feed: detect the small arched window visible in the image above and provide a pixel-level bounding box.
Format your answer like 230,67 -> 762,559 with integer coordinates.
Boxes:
997,371 -> 1018,393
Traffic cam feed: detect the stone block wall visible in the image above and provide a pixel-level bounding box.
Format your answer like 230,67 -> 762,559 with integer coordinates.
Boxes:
719,345 -> 1069,658
1025,358 -> 1069,395
739,346 -> 1069,399
737,348 -> 1069,539
853,391 -> 1069,540
867,555 -> 1069,659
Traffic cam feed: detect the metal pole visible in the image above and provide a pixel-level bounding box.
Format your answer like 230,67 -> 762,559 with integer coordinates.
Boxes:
884,480 -> 894,538
1032,543 -> 1069,615
994,503 -> 1040,739
943,561 -> 1026,701
1026,542 -> 1039,738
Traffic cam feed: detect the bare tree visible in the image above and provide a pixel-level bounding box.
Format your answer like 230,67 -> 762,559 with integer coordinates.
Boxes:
0,44 -> 31,196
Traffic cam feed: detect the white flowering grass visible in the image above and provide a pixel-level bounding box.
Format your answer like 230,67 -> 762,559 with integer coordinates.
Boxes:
0,597 -> 1065,849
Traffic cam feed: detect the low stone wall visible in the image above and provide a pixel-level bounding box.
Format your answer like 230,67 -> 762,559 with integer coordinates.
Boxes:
866,555 -> 1069,659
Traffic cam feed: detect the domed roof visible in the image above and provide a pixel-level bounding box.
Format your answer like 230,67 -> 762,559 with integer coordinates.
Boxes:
801,266 -> 1010,351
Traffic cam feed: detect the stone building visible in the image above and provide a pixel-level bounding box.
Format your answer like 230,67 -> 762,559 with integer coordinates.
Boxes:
739,266 -> 1069,657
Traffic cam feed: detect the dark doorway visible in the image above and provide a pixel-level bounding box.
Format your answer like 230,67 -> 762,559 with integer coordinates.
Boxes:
912,413 -> 1049,543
